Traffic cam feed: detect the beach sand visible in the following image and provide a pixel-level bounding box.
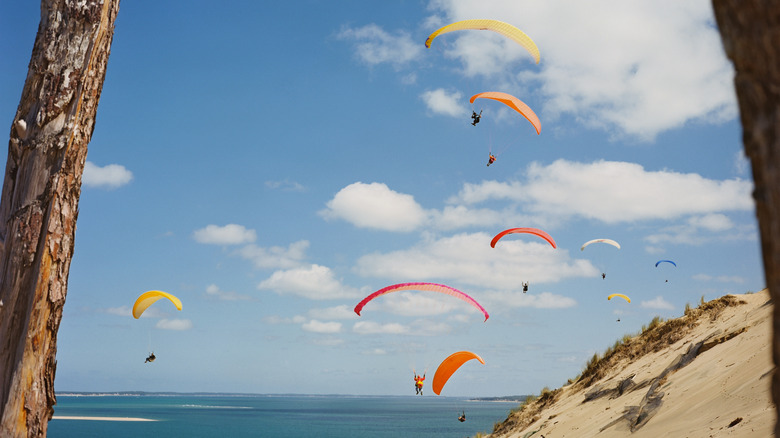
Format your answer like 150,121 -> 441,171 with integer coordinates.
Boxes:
489,290 -> 775,437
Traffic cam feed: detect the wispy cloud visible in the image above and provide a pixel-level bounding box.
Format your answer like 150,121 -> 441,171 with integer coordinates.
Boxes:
337,24 -> 423,68
193,224 -> 257,245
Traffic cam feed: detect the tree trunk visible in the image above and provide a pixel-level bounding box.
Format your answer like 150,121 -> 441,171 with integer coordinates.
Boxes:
711,0 -> 780,434
0,0 -> 119,436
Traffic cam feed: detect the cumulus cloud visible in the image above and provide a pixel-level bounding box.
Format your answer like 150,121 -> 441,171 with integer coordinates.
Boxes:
337,24 -> 423,68
302,319 -> 342,334
640,296 -> 675,310
355,232 -> 596,289
319,182 -> 428,232
155,319 -> 193,330
257,264 -> 362,300
238,240 -> 309,270
420,88 -> 468,117
193,224 -> 257,245
450,160 -> 753,224
425,0 -> 736,140
82,162 -> 133,189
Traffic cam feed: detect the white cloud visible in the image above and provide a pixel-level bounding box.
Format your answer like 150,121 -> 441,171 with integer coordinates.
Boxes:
104,306 -> 132,317
319,182 -> 428,232
355,232 -> 596,289
352,320 -> 410,335
238,240 -> 309,269
734,149 -> 750,176
420,88 -> 468,117
425,0 -> 736,140
308,305 -> 358,320
205,284 -> 251,301
82,162 -> 133,189
257,264 -> 361,300
484,291 -> 577,309
264,315 -> 307,325
193,224 -> 257,245
450,160 -> 752,224
362,291 -> 464,318
337,24 -> 423,68
155,319 -> 193,330
640,296 -> 675,310
302,319 -> 342,334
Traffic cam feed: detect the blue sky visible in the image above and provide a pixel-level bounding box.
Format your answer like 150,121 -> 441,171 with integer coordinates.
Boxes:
0,1 -> 764,397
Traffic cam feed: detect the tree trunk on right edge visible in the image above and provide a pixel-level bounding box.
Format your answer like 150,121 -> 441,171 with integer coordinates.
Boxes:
711,1 -> 780,434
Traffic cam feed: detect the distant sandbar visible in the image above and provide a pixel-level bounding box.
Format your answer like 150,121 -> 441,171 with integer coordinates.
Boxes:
52,416 -> 157,422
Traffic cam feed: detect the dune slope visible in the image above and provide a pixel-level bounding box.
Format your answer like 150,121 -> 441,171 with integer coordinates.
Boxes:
488,290 -> 775,438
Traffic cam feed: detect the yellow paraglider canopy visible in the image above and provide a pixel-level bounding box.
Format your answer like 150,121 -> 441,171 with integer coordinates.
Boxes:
133,290 -> 182,319
607,293 -> 631,303
425,19 -> 540,64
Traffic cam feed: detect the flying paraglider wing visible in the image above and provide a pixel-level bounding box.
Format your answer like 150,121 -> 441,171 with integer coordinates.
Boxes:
469,92 -> 541,135
432,351 -> 485,395
655,260 -> 676,267
490,228 -> 556,249
581,239 -> 621,251
354,282 -> 489,321
607,293 -> 631,303
133,290 -> 183,319
425,19 -> 540,64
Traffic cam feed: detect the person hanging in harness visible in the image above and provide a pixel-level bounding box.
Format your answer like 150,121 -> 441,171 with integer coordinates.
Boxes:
522,282 -> 529,293
487,153 -> 497,167
458,411 -> 466,422
414,371 -> 426,395
145,352 -> 156,363
471,110 -> 482,126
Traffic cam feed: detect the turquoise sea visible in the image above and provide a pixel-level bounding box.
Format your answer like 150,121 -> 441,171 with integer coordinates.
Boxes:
49,394 -> 519,437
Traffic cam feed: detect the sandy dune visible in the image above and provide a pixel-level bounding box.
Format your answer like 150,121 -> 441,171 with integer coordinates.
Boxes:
488,290 -> 775,438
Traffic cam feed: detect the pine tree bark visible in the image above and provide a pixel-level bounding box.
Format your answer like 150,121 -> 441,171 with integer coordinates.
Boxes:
0,1 -> 119,436
711,0 -> 780,434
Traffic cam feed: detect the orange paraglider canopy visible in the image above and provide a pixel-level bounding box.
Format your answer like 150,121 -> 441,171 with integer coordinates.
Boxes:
470,92 -> 541,135
432,351 -> 485,395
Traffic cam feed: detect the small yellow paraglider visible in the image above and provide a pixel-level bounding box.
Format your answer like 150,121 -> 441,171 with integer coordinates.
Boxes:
133,290 -> 182,319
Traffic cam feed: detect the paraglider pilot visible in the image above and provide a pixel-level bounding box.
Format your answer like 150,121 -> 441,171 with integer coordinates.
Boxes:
414,371 -> 426,395
145,352 -> 156,363
487,154 -> 496,167
522,282 -> 529,293
602,273 -> 606,279
458,411 -> 466,422
471,110 -> 482,126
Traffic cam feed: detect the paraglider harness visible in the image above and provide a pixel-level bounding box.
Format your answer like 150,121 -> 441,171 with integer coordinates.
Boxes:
458,411 -> 466,422
145,352 -> 156,363
522,282 -> 528,293
414,372 -> 426,395
471,110 -> 482,126
487,154 -> 496,167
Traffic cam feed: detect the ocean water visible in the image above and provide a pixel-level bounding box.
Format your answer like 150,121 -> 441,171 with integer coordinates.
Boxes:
49,394 -> 519,437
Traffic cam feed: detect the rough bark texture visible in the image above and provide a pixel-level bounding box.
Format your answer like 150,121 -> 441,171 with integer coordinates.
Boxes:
0,0 -> 119,436
711,0 -> 780,434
